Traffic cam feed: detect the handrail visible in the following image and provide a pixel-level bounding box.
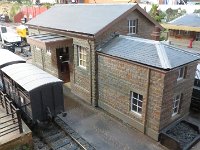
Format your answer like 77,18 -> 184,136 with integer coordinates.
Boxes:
0,91 -> 23,137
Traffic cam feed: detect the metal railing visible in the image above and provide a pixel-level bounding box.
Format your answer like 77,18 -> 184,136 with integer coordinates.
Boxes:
0,91 -> 23,137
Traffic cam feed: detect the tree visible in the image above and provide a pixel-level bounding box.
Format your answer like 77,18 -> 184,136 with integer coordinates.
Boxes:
9,3 -> 21,21
194,9 -> 200,13
165,8 -> 186,22
149,4 -> 166,22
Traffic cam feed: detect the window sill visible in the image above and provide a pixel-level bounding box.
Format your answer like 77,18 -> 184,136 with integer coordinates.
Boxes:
127,33 -> 137,36
177,78 -> 186,84
131,110 -> 142,118
171,113 -> 180,121
78,65 -> 87,70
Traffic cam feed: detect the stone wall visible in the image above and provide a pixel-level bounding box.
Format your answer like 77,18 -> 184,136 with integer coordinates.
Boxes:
160,62 -> 198,130
98,54 -> 166,139
95,9 -> 156,49
145,70 -> 165,140
98,54 -> 198,140
28,29 -> 93,104
70,37 -> 93,104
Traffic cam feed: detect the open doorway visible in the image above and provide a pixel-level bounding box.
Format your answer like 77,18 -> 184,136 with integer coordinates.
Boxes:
56,47 -> 70,83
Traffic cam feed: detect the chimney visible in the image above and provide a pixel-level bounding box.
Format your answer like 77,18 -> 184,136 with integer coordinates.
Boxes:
151,26 -> 161,41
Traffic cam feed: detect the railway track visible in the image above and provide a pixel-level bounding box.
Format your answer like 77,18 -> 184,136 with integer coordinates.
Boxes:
34,116 -> 95,150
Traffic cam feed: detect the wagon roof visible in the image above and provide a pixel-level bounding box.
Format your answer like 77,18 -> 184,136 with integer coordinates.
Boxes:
0,49 -> 25,69
98,35 -> 200,70
1,63 -> 63,92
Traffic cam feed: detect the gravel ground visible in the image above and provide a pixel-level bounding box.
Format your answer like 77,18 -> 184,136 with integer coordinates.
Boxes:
166,121 -> 199,147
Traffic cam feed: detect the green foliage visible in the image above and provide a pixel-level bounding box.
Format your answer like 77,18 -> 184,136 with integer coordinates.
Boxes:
165,8 -> 186,22
149,4 -> 166,22
194,9 -> 200,13
42,3 -> 53,9
16,0 -> 33,6
9,3 -> 21,21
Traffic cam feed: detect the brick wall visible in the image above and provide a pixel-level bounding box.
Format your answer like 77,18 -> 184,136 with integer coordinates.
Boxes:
160,62 -> 198,130
95,9 -> 155,48
28,29 -> 94,104
70,37 -> 93,104
98,54 -> 198,140
98,54 -> 166,139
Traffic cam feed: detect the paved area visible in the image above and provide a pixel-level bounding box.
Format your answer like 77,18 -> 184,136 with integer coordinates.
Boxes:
59,85 -> 167,150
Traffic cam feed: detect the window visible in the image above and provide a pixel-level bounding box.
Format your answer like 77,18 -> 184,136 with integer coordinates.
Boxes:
77,46 -> 87,68
128,19 -> 137,34
196,32 -> 200,41
177,67 -> 186,80
172,94 -> 182,116
20,96 -> 24,104
36,46 -> 41,51
131,92 -> 143,115
46,48 -> 51,55
184,31 -> 190,35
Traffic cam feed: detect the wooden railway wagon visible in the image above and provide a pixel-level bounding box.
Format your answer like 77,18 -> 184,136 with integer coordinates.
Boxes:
0,49 -> 26,90
1,63 -> 64,123
191,64 -> 200,111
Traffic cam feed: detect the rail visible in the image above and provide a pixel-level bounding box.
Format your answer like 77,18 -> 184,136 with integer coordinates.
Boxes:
0,91 -> 23,137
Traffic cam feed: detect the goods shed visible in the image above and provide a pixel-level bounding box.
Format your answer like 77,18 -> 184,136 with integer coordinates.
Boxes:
1,63 -> 64,123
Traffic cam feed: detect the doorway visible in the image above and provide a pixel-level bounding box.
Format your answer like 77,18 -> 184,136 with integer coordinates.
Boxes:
56,47 -> 70,83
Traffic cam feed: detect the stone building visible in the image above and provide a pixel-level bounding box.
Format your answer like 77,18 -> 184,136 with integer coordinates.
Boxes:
26,4 -> 200,141
162,13 -> 200,49
97,35 -> 199,140
27,4 -> 162,106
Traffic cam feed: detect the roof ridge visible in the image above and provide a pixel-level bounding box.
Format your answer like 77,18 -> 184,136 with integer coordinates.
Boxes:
55,3 -> 137,6
120,35 -> 155,44
155,42 -> 171,69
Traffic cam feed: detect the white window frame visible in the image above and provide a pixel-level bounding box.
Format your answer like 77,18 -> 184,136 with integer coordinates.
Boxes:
46,48 -> 51,55
20,96 -> 24,104
184,31 -> 190,35
172,94 -> 181,116
128,19 -> 137,34
77,46 -> 87,69
177,67 -> 185,81
130,91 -> 143,115
36,46 -> 41,51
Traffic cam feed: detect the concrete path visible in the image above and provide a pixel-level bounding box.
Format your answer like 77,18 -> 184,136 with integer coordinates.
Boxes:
58,86 -> 167,150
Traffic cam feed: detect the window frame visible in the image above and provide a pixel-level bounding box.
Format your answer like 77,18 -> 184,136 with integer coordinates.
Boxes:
130,91 -> 143,116
196,32 -> 200,41
128,19 -> 137,35
172,94 -> 182,116
77,46 -> 87,69
177,66 -> 187,81
46,48 -> 51,55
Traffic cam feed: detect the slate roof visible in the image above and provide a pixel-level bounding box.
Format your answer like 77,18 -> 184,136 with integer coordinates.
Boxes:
27,4 -> 162,36
28,34 -> 70,43
2,63 -> 63,92
98,35 -> 199,70
169,14 -> 200,28
0,49 -> 25,69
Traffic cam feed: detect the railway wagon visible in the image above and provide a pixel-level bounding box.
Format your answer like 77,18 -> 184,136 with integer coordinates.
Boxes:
1,63 -> 64,123
0,49 -> 25,90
